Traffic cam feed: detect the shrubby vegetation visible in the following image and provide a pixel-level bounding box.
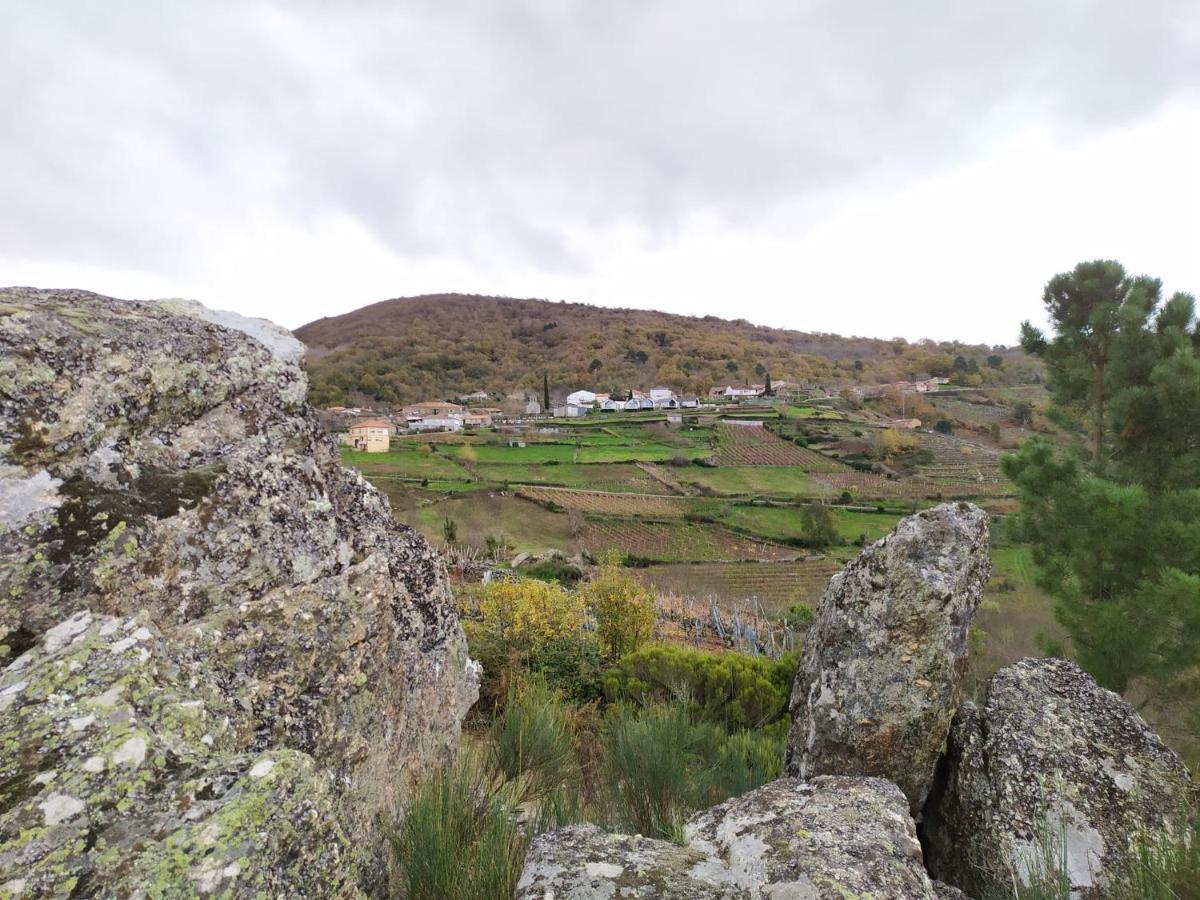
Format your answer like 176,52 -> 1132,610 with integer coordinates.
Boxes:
393,561 -> 796,895
458,577 -> 587,706
605,644 -> 795,732
579,555 -> 658,661
598,703 -> 783,841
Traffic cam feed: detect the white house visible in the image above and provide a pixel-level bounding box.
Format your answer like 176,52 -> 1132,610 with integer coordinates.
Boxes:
650,387 -> 678,408
638,397 -> 654,410
622,397 -> 641,411
599,398 -> 621,412
722,385 -> 760,398
565,389 -> 597,417
679,396 -> 700,408
415,414 -> 464,432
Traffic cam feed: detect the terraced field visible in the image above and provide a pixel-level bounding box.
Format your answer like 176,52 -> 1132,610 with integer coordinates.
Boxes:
517,486 -> 692,518
677,466 -> 832,499
580,520 -> 797,562
716,423 -> 845,471
634,559 -> 844,612
471,462 -> 663,492
811,470 -> 1014,500
342,447 -> 471,482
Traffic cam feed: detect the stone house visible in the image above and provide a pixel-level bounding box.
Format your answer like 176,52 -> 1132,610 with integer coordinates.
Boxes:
344,418 -> 391,452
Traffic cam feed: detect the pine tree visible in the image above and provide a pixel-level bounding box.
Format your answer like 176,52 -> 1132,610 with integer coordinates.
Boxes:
542,372 -> 550,413
1005,260 -> 1200,700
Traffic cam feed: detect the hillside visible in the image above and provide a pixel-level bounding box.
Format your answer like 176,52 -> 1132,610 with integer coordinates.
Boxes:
295,293 -> 1038,407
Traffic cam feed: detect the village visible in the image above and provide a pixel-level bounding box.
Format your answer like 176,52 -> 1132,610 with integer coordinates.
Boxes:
331,376 -> 951,452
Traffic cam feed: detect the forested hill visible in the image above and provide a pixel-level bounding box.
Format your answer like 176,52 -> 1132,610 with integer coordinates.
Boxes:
295,293 -> 1037,407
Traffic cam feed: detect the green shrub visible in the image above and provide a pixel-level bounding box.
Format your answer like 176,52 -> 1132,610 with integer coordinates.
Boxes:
523,558 -> 584,586
389,751 -> 525,900
484,533 -> 514,561
490,681 -> 577,803
599,703 -> 697,841
458,578 -> 586,705
529,636 -> 606,705
782,602 -> 814,628
799,504 -> 838,548
598,703 -> 783,842
604,645 -> 797,732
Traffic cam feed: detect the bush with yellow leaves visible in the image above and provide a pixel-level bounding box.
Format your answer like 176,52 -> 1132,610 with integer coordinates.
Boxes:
460,578 -> 588,704
580,556 -> 658,662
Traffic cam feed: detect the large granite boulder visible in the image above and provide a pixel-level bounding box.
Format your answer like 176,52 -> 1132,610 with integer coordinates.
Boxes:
0,289 -> 478,893
1,612 -> 361,897
517,824 -> 745,899
784,501 -> 990,810
924,658 -> 1195,898
518,776 -> 945,899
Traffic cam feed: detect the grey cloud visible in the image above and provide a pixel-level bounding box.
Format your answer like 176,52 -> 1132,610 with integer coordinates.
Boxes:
2,0 -> 1198,273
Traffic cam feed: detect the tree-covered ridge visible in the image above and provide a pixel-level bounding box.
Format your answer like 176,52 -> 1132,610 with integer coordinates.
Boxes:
295,293 -> 1039,406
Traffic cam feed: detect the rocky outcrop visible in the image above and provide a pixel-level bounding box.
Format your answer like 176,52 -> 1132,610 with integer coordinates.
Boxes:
0,612 -> 361,897
784,501 -> 990,810
517,824 -> 744,899
518,776 -> 946,899
0,289 -> 478,894
924,658 -> 1195,898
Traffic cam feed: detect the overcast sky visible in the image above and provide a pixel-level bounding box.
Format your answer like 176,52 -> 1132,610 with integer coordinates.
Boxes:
3,2 -> 1198,344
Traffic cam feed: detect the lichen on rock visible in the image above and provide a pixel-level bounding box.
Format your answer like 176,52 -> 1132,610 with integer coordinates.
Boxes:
784,501 -> 991,811
519,777 -> 946,899
0,288 -> 478,895
924,657 -> 1195,898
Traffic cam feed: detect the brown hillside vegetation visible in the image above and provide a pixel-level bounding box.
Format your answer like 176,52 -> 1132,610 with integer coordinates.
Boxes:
295,293 -> 1039,406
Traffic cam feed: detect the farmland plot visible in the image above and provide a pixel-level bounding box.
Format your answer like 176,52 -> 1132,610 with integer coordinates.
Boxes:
679,466 -> 832,499
716,423 -> 845,470
342,447 -> 473,482
473,462 -> 662,493
813,470 -> 1014,500
635,559 -> 844,613
581,520 -> 797,562
517,486 -> 692,518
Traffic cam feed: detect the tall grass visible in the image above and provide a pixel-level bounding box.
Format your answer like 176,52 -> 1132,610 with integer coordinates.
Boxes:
1010,805 -> 1200,900
392,683 -> 785,894
598,703 -> 783,841
1109,809 -> 1200,900
392,684 -> 584,899
388,750 -> 525,900
600,703 -> 699,840
489,680 -> 577,803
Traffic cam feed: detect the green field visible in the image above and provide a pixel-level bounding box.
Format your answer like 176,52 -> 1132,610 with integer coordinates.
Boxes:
342,447 -> 471,481
676,466 -> 831,499
576,443 -> 709,464
471,462 -> 664,493
397,493 -> 579,555
458,442 -> 577,463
